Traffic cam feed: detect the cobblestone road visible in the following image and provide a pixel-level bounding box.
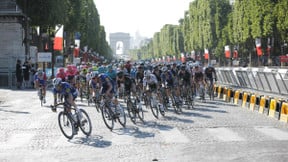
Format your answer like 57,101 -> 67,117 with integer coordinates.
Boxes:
0,89 -> 288,162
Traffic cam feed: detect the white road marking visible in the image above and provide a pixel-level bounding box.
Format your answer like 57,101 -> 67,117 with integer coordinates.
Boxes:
4,133 -> 35,149
254,126 -> 288,140
206,127 -> 245,142
159,128 -> 190,143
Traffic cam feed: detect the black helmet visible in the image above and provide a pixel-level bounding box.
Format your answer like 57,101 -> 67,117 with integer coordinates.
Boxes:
117,71 -> 124,78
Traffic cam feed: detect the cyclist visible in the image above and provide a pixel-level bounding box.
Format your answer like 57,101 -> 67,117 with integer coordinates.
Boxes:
106,65 -> 117,93
204,64 -> 217,86
117,71 -> 136,97
51,78 -> 84,131
178,65 -> 192,89
56,67 -> 66,82
161,66 -> 182,105
143,70 -> 164,113
192,63 -> 206,99
34,68 -> 47,103
88,71 -> 101,100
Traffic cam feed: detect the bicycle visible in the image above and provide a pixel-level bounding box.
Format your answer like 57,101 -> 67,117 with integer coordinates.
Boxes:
126,93 -> 144,124
100,95 -> 126,131
51,102 -> 92,139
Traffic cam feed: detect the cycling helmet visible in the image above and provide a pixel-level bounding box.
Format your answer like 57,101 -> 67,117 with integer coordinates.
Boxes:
53,78 -> 62,86
117,71 -> 124,78
161,66 -> 168,72
90,71 -> 99,78
181,65 -> 186,70
144,70 -> 151,77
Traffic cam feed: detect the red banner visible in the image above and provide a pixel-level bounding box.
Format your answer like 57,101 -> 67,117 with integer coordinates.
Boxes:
225,45 -> 230,58
204,49 -> 209,60
279,55 -> 288,62
256,46 -> 262,56
233,50 -> 238,58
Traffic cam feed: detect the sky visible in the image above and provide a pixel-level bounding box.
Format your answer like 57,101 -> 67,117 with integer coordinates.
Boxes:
94,0 -> 192,39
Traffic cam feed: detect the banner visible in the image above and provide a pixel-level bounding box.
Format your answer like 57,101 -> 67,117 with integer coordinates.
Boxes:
225,45 -> 230,58
204,49 -> 209,60
53,25 -> 64,51
255,38 -> 262,56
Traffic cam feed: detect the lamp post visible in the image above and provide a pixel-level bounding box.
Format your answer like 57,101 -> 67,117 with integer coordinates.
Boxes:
50,34 -> 55,78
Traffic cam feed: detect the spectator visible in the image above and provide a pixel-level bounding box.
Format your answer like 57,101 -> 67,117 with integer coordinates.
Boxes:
16,59 -> 23,89
22,61 -> 31,88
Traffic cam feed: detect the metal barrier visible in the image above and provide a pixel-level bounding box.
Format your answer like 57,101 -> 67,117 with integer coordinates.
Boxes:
216,67 -> 288,96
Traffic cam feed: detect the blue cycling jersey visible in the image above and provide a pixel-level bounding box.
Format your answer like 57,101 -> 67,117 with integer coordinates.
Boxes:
99,74 -> 115,94
106,70 -> 117,81
53,82 -> 77,98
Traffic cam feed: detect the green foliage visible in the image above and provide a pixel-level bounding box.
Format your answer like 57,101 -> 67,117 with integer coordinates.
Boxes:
135,0 -> 287,62
16,0 -> 110,59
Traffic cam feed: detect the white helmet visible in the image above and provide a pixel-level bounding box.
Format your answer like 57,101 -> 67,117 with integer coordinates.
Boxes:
53,78 -> 62,86
161,66 -> 168,72
90,71 -> 99,78
144,70 -> 151,77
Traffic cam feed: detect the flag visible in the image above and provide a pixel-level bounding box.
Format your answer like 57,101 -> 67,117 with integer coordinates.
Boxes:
74,32 -> 81,57
233,49 -> 238,58
204,49 -> 209,60
181,53 -> 185,63
191,50 -> 196,60
225,45 -> 230,58
53,25 -> 64,51
255,38 -> 262,56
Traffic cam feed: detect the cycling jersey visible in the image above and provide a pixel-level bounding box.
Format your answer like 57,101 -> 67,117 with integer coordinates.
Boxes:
99,74 -> 115,94
205,67 -> 216,79
143,74 -> 158,91
178,70 -> 191,85
53,82 -> 77,99
136,71 -> 144,83
34,72 -> 47,86
160,71 -> 174,87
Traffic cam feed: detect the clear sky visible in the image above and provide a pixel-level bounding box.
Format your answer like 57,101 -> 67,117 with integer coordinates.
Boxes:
94,0 -> 192,39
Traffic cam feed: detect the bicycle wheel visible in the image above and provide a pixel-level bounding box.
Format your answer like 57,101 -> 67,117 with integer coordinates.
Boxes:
78,109 -> 92,136
39,89 -> 43,107
58,111 -> 74,139
172,95 -> 182,114
149,97 -> 159,119
127,100 -> 137,124
101,105 -> 114,130
136,101 -> 145,123
93,97 -> 101,113
117,104 -> 126,127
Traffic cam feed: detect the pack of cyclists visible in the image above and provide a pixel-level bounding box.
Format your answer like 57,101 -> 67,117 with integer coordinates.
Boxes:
35,60 -> 217,127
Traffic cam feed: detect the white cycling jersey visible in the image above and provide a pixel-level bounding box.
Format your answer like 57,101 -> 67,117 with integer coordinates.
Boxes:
143,74 -> 158,87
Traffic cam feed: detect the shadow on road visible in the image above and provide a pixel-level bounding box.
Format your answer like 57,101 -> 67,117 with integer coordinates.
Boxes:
112,125 -> 155,139
0,107 -> 30,114
70,135 -> 112,148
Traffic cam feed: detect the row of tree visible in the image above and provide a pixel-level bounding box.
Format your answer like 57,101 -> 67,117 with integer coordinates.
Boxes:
16,0 -> 113,60
130,0 -> 288,65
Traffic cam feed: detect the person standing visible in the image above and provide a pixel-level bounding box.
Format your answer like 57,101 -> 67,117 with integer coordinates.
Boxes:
22,61 -> 31,88
16,59 -> 23,89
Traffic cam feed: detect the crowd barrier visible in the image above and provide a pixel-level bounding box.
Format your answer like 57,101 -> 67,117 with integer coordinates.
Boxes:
214,67 -> 288,123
